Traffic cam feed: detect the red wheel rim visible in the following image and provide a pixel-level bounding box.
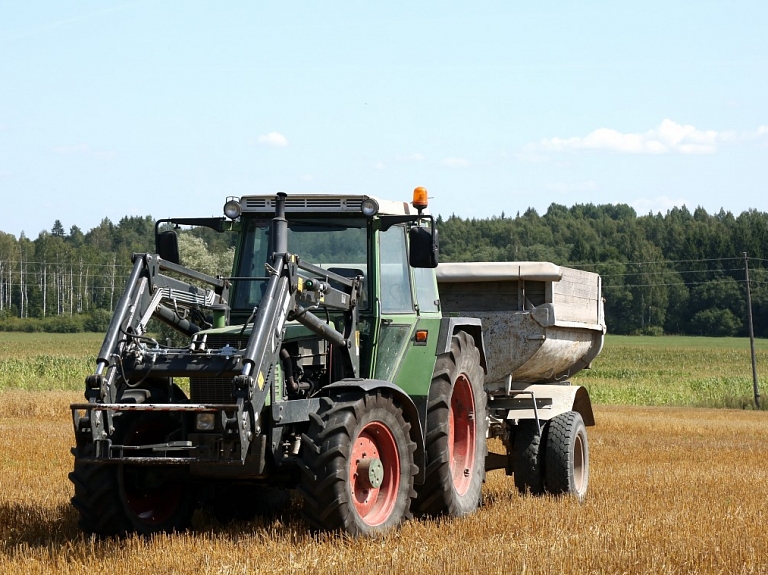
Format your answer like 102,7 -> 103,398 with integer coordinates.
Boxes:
122,422 -> 184,525
349,421 -> 400,526
449,374 -> 476,496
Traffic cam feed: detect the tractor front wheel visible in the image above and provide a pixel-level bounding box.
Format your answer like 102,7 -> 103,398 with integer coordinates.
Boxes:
299,391 -> 417,536
70,413 -> 195,536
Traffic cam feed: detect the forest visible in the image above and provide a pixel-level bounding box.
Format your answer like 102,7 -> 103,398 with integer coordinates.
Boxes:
1,202 -> 767,337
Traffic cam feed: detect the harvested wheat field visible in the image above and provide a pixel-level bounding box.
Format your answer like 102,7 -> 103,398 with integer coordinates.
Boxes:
1,390 -> 767,574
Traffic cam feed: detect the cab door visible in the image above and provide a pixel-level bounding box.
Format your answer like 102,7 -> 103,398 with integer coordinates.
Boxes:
372,224 -> 439,395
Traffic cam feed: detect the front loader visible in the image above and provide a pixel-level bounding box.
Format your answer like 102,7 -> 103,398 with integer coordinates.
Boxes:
70,188 -> 601,537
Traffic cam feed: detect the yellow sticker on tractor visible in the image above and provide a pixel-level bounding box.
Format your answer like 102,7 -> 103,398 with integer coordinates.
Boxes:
257,371 -> 265,390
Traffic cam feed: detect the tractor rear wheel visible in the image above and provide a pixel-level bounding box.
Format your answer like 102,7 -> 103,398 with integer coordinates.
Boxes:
415,331 -> 487,517
544,411 -> 589,502
299,391 -> 417,536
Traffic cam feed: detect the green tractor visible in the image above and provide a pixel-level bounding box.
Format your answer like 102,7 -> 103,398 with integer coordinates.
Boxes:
70,188 -> 600,536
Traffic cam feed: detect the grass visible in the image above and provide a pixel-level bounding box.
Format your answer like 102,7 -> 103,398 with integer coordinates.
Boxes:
576,334 -> 767,409
0,393 -> 767,573
0,333 -> 100,392
2,332 -> 766,410
2,334 -> 768,572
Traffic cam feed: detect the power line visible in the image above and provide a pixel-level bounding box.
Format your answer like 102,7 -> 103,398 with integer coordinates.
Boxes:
604,278 -> 749,289
600,267 -> 746,279
570,256 -> 746,269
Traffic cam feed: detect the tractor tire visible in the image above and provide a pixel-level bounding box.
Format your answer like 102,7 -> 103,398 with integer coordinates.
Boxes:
299,391 -> 417,536
512,420 -> 545,496
70,412 -> 195,536
415,331 -> 487,517
544,411 -> 589,502
70,451 -> 131,536
211,485 -> 291,523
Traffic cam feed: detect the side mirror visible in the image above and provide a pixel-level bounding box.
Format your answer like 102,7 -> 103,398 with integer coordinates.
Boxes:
156,230 -> 180,264
409,226 -> 439,268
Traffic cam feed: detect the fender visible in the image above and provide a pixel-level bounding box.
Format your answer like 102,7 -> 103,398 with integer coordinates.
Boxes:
436,317 -> 488,372
323,379 -> 426,484
489,383 -> 595,426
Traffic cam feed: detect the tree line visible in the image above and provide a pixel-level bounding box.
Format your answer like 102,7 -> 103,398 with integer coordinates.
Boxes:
1,204 -> 767,337
437,204 -> 768,337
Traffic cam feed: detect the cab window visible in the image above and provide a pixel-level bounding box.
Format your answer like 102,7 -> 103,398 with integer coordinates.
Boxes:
379,225 -> 413,314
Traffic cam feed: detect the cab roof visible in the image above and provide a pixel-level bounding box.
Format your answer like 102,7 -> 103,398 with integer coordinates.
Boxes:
239,194 -> 424,217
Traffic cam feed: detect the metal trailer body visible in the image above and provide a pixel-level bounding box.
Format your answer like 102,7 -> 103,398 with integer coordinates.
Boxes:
436,261 -> 604,427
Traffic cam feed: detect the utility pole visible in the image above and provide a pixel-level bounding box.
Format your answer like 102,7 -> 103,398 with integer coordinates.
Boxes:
744,252 -> 760,409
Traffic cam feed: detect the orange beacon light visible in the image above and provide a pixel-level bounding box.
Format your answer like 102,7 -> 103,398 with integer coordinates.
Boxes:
412,187 -> 428,211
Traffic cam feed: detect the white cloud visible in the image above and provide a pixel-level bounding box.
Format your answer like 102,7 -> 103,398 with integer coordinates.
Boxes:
54,143 -> 90,154
374,161 -> 386,170
52,144 -> 116,159
631,195 -> 691,214
545,180 -> 598,193
256,132 -> 288,148
442,157 -> 470,168
533,119 -> 721,155
299,174 -> 313,182
406,153 -> 425,161
0,170 -> 11,178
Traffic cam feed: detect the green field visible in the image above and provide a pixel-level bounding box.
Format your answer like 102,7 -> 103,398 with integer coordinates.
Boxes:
577,334 -> 767,409
0,333 -> 98,392
0,332 -> 765,408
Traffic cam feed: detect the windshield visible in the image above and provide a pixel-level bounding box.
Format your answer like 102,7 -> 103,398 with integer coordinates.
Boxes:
230,217 -> 368,311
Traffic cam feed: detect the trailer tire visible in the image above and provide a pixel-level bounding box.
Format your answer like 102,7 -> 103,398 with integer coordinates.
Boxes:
512,420 -> 545,496
299,391 -> 417,536
70,412 -> 195,536
544,411 -> 589,502
415,331 -> 487,517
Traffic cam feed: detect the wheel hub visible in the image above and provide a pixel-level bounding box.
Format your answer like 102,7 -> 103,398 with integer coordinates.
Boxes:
356,457 -> 384,489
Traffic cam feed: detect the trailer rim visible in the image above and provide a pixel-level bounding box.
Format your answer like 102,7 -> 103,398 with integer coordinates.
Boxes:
573,431 -> 586,494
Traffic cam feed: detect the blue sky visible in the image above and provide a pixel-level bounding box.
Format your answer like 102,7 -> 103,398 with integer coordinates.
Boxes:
1,1 -> 766,239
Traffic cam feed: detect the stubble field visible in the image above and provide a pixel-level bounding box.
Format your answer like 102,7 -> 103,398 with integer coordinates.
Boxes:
0,333 -> 767,573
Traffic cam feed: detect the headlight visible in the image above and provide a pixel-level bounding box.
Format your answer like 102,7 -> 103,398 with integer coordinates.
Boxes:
196,413 -> 216,431
223,198 -> 242,219
361,198 -> 379,216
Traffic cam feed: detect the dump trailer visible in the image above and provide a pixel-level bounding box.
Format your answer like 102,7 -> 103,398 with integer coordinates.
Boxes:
69,188 -> 605,537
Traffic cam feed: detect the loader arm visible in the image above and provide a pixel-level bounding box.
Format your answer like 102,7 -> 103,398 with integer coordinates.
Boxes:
76,193 -> 364,465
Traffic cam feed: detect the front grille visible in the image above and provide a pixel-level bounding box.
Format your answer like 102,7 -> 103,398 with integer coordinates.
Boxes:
190,376 -> 235,404
189,334 -> 245,404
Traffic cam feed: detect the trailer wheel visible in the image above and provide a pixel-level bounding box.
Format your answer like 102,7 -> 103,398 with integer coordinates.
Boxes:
544,411 -> 589,502
70,413 -> 195,536
299,391 -> 417,536
512,420 -> 545,496
415,331 -> 487,517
